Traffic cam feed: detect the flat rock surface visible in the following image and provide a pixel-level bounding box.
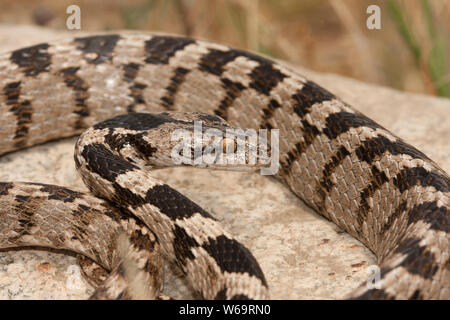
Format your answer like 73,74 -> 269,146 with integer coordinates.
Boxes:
0,25 -> 448,300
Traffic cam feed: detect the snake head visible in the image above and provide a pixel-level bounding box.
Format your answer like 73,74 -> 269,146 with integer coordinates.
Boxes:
165,114 -> 273,172
79,112 -> 274,173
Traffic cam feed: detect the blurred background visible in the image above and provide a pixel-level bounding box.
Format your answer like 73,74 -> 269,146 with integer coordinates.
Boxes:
0,0 -> 449,97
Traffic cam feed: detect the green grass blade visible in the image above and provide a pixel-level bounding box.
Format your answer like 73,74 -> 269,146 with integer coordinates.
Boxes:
387,0 -> 421,64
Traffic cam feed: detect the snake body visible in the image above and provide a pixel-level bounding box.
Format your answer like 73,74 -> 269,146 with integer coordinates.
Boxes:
0,32 -> 448,299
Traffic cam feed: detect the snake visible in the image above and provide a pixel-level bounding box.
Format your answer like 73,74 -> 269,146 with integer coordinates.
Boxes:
0,32 -> 448,300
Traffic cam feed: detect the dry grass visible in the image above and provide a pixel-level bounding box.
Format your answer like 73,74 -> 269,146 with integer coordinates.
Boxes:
0,0 -> 449,97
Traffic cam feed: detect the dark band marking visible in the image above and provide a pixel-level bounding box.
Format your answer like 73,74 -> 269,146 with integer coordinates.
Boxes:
394,237 -> 439,279
280,120 -> 321,174
318,145 -> 351,199
354,136 -> 430,164
103,129 -> 132,153
111,182 -> 145,207
407,202 -> 449,233
352,289 -> 394,300
393,167 -> 449,194
260,99 -> 281,129
60,67 -> 90,129
230,294 -> 250,300
122,62 -> 141,82
357,166 -> 389,226
199,49 -> 241,76
214,287 -> 227,300
121,63 -> 146,113
278,82 -> 336,173
128,228 -> 158,252
357,159 -> 447,229
214,78 -> 246,120
247,59 -> 286,96
196,113 -> 226,124
410,290 -> 424,300
74,35 -> 120,64
129,133 -> 158,160
38,184 -> 84,203
172,224 -> 198,267
261,99 -> 281,120
103,130 -> 157,160
300,120 -> 321,148
14,194 -> 32,203
323,112 -> 381,140
200,48 -> 286,95
280,142 -> 305,175
145,184 -> 214,220
10,100 -> 32,147
93,113 -> 180,131
171,225 -> 266,297
201,235 -> 268,286
76,203 -> 93,214
144,36 -> 195,64
77,202 -> 130,223
4,81 -> 33,148
8,194 -> 39,242
3,81 -> 21,104
382,200 -> 449,237
292,81 -> 335,118
0,182 -> 14,196
81,143 -> 139,182
127,82 -> 147,113
15,212 -> 34,234
10,43 -> 51,76
161,67 -> 190,109
278,83 -> 335,174
71,221 -> 90,242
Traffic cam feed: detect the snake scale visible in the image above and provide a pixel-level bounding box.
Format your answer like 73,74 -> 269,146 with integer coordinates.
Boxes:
0,32 -> 448,300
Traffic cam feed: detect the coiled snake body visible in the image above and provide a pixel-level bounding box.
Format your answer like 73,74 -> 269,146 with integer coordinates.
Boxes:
0,32 -> 448,299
